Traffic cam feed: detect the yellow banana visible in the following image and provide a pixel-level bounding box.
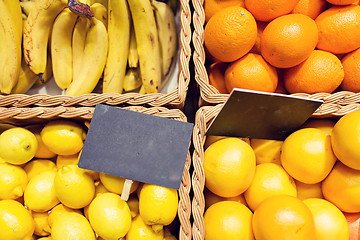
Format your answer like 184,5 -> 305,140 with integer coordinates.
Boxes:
89,0 -> 108,9
139,85 -> 146,95
20,1 -> 35,17
51,8 -> 78,90
152,0 -> 178,77
102,0 -> 130,93
11,58 -> 38,94
34,52 -> 53,86
23,0 -> 67,77
128,0 -> 162,93
65,17 -> 108,96
128,25 -> 138,68
4,0 -> 22,41
0,1 -> 22,94
123,68 -> 141,92
91,3 -> 107,29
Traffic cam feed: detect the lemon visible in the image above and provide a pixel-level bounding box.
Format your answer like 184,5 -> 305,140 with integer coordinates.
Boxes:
56,154 -> 79,170
204,137 -> 256,197
0,156 -> 5,163
88,192 -> 132,239
95,181 -> 110,196
0,127 -> 38,165
331,110 -> 360,170
128,195 -> 139,218
37,237 -> 52,240
41,120 -> 86,156
27,125 -> 57,159
126,215 -> 164,240
0,199 -> 35,240
303,198 -> 349,240
0,163 -> 28,200
250,139 -> 283,165
48,204 -> 82,227
295,180 -> 323,200
244,163 -> 297,211
301,119 -> 335,136
253,195 -> 316,240
31,211 -> 51,236
54,165 -> 95,209
24,171 -> 60,212
204,135 -> 250,149
204,187 -> 247,210
204,201 -> 254,240
51,212 -> 96,240
24,159 -> 57,180
139,184 -> 178,232
281,128 -> 337,184
99,172 -> 139,195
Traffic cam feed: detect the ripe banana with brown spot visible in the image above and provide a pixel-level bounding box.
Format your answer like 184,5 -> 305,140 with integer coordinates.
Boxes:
4,0 -> 22,41
91,3 -> 107,29
65,17 -> 108,96
128,0 -> 162,94
51,8 -> 78,90
128,26 -> 138,68
123,68 -> 141,92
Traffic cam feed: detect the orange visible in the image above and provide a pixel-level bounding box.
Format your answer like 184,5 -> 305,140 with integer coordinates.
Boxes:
291,0 -> 327,19
204,187 -> 247,209
253,195 -> 316,240
250,138 -> 283,165
204,201 -> 254,240
295,180 -> 324,200
303,198 -> 349,240
204,0 -> 245,22
300,119 -> 335,136
341,48 -> 360,92
261,14 -> 318,68
249,21 -> 268,55
224,53 -> 278,93
244,163 -> 297,211
207,62 -> 228,94
280,128 -> 337,184
326,0 -> 358,4
343,212 -> 360,240
204,137 -> 256,197
331,110 -> 360,170
245,0 -> 299,22
284,50 -> 344,94
204,6 -> 257,62
315,5 -> 360,54
322,162 -> 360,213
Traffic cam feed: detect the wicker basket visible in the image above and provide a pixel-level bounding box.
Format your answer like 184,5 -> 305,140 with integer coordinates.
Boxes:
192,0 -> 360,116
0,0 -> 191,109
0,106 -> 192,240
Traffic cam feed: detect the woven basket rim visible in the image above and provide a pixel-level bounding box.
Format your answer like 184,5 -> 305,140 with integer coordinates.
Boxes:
0,0 -> 191,109
192,0 -> 360,117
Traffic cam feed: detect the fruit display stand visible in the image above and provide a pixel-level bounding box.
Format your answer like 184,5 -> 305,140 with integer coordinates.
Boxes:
0,106 -> 192,240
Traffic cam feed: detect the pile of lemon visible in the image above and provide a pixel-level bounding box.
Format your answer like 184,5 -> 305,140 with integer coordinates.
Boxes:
203,110 -> 360,240
0,120 -> 178,240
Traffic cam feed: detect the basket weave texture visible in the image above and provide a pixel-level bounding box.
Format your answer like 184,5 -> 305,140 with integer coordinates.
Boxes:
0,0 -> 191,109
0,106 -> 192,240
192,0 -> 360,117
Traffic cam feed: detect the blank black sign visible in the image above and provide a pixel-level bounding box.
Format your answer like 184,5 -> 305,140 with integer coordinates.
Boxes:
78,104 -> 193,190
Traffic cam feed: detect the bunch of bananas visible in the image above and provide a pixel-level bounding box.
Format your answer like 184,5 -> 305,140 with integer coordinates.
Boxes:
0,0 -> 177,96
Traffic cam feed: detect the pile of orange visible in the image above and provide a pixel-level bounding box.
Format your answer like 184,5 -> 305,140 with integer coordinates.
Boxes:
204,0 -> 360,94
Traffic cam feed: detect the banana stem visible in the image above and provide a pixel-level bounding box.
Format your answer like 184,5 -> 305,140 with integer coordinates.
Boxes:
68,0 -> 93,18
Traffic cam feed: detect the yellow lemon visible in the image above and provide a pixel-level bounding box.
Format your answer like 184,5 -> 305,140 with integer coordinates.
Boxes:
24,171 -> 59,212
125,215 -> 164,240
204,187 -> 247,210
0,157 -> 5,163
88,192 -> 132,239
204,135 -> 250,149
281,128 -> 337,184
322,162 -> 360,213
301,119 -> 335,136
295,180 -> 324,200
27,125 -> 56,159
0,127 -> 38,165
0,199 -> 35,240
95,181 -> 110,196
303,198 -> 349,240
99,172 -> 139,195
51,212 -> 96,240
41,120 -> 86,156
0,163 -> 28,200
204,137 -> 256,197
48,204 -> 82,227
24,159 -> 57,180
331,110 -> 360,170
250,139 -> 283,165
31,211 -> 51,236
54,165 -> 95,209
139,184 -> 178,232
127,195 -> 139,218
37,237 -> 52,240
253,195 -> 316,240
56,154 -> 79,170
244,163 -> 297,211
204,201 -> 254,240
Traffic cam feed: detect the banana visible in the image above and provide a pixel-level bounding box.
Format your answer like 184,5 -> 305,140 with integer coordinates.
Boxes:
23,0 -> 67,78
20,1 -> 35,17
123,68 -> 141,92
91,3 -> 107,29
4,0 -> 22,41
11,58 -> 39,94
128,25 -> 138,68
152,0 -> 178,78
102,0 -> 130,93
139,85 -> 146,95
128,0 -> 162,94
51,8 -> 78,90
34,52 -> 53,86
0,1 -> 22,94
65,17 -> 108,96
89,0 -> 108,9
